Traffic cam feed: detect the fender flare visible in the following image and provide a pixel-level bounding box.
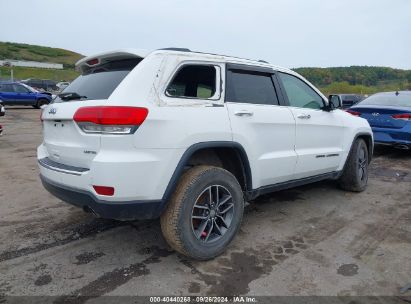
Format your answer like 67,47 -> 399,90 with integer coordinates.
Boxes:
352,132 -> 374,162
160,141 -> 252,204
338,132 -> 373,178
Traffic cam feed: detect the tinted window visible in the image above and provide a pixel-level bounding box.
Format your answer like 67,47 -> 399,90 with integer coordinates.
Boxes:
358,93 -> 411,107
278,73 -> 323,109
226,70 -> 279,105
54,59 -> 141,103
13,84 -> 29,93
0,84 -> 15,93
166,65 -> 216,99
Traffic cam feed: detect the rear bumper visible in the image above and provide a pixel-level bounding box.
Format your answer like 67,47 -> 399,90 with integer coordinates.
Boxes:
372,126 -> 411,147
40,174 -> 165,220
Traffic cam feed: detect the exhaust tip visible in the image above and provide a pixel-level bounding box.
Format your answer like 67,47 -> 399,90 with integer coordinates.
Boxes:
395,144 -> 410,150
83,206 -> 98,216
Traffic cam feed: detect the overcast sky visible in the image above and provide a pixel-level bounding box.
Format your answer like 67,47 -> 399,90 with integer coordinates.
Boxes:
1,0 -> 410,69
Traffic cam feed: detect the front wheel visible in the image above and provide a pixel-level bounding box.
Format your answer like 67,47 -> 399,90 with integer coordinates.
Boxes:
338,138 -> 369,192
160,166 -> 244,260
35,98 -> 49,109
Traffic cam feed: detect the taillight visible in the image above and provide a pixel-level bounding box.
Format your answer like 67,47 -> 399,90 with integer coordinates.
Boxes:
93,185 -> 115,196
346,110 -> 361,117
73,106 -> 148,134
392,113 -> 411,121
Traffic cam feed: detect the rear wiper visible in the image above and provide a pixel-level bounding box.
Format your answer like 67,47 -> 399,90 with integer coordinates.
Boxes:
58,92 -> 88,101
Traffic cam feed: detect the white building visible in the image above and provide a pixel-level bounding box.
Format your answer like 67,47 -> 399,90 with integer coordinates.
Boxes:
0,59 -> 63,69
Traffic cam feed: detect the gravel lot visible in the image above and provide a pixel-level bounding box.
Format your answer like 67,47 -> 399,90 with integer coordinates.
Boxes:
0,107 -> 410,299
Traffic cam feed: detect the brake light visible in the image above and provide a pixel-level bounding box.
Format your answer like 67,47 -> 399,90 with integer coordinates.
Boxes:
73,106 -> 148,134
392,113 -> 411,121
86,58 -> 100,66
93,185 -> 115,196
346,110 -> 361,117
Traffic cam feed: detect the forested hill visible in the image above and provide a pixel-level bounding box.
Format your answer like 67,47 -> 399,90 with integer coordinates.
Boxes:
293,66 -> 411,94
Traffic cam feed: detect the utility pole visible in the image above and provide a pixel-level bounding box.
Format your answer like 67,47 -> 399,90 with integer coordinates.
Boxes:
3,61 -> 13,81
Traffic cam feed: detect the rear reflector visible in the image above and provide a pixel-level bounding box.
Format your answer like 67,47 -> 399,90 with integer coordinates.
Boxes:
392,113 -> 411,121
73,106 -> 148,134
93,185 -> 115,196
346,110 -> 361,116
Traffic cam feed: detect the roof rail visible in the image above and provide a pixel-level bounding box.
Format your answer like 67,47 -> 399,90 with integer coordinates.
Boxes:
158,48 -> 270,65
159,47 -> 191,52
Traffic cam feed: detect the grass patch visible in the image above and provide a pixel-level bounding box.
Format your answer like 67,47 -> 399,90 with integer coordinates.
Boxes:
0,66 -> 79,82
0,41 -> 83,69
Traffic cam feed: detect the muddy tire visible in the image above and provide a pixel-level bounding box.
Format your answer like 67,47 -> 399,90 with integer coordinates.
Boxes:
35,99 -> 49,109
338,138 -> 369,192
160,165 -> 244,260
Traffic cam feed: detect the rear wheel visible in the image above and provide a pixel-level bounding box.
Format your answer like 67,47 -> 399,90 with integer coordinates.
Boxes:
160,166 -> 244,260
338,138 -> 369,192
35,98 -> 49,109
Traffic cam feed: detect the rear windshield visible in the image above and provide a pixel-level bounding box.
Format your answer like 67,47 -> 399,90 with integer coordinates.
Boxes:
359,93 -> 411,107
53,58 -> 141,103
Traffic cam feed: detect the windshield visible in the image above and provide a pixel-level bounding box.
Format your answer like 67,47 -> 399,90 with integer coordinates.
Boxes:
359,92 -> 411,107
53,58 -> 141,103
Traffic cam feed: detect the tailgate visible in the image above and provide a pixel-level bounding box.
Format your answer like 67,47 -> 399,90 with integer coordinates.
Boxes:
42,100 -> 106,168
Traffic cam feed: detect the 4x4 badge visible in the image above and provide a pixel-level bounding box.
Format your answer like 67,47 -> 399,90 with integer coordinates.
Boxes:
49,108 -> 57,114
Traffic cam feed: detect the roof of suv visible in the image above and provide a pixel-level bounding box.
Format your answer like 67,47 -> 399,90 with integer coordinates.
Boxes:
76,48 -> 295,75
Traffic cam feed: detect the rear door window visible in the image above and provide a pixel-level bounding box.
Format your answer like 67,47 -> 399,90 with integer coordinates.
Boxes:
54,58 -> 142,103
0,84 -> 15,93
226,70 -> 279,105
166,65 -> 217,99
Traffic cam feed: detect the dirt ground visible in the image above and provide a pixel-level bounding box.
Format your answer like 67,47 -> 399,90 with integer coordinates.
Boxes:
0,107 -> 410,300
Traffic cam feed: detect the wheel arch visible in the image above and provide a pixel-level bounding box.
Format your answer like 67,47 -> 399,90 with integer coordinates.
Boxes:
161,141 -> 252,204
354,132 -> 373,163
35,97 -> 50,107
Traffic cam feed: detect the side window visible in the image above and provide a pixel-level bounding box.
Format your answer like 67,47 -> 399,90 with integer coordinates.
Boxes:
166,65 -> 217,99
0,84 -> 15,93
226,70 -> 279,105
13,84 -> 29,93
278,72 -> 324,109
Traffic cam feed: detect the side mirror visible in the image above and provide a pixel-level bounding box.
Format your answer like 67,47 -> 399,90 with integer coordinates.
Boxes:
328,95 -> 342,110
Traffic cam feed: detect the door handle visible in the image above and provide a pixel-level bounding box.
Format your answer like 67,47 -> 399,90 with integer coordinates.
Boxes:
297,114 -> 311,119
234,110 -> 254,117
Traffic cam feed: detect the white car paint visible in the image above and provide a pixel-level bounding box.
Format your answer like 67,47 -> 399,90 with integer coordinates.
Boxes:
38,48 -> 372,204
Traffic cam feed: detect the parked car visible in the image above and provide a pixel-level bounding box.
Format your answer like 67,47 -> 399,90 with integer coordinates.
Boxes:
38,48 -> 373,260
0,82 -> 52,108
336,94 -> 365,109
56,82 -> 70,91
21,79 -> 58,92
0,101 -> 4,135
346,91 -> 411,149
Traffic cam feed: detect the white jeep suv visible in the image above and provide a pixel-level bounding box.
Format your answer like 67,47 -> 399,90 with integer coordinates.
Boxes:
38,48 -> 373,260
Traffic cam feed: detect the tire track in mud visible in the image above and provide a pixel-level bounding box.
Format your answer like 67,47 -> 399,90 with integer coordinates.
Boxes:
53,246 -> 173,304
182,211 -> 349,295
349,207 -> 411,259
0,219 -> 126,262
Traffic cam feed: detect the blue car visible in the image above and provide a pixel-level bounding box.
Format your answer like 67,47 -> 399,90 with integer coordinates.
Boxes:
348,91 -> 411,149
0,82 -> 52,108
